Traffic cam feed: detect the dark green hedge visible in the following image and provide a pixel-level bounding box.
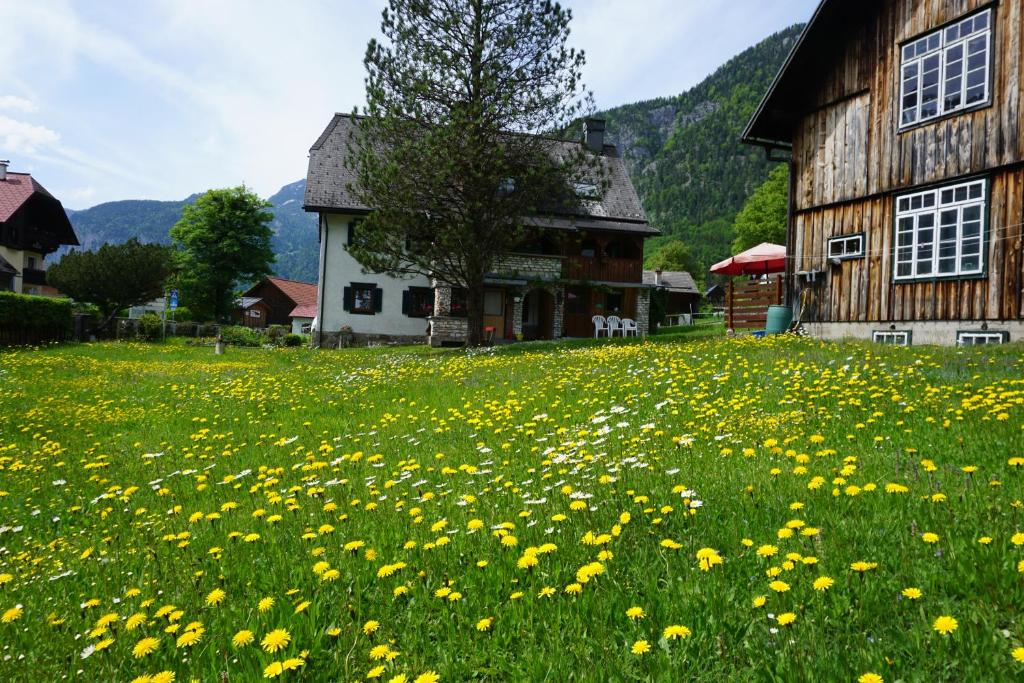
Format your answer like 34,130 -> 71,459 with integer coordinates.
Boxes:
0,292 -> 73,343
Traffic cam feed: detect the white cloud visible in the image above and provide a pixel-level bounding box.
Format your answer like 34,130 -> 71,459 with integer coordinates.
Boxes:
0,96 -> 38,113
0,115 -> 60,154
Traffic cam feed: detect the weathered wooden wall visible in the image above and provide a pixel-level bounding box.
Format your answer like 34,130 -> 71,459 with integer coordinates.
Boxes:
795,167 -> 1023,322
791,0 -> 1023,322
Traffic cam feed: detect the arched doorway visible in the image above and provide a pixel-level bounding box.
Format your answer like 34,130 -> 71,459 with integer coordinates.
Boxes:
521,288 -> 554,341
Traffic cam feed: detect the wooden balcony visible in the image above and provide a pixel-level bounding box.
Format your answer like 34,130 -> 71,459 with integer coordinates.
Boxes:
564,256 -> 642,283
21,268 -> 47,286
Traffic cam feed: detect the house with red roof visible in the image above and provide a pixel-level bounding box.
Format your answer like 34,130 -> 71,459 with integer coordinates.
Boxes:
0,160 -> 79,295
234,276 -> 318,334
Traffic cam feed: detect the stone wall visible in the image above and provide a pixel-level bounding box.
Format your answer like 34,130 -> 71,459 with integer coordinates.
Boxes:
316,330 -> 426,349
492,254 -> 562,280
428,316 -> 468,346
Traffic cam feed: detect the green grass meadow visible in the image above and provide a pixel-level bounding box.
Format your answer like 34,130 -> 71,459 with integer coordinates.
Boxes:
0,334 -> 1022,682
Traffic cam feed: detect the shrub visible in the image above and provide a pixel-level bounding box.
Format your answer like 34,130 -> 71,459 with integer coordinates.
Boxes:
137,312 -> 164,341
0,292 -> 73,342
283,333 -> 304,347
266,325 -> 289,343
218,325 -> 264,347
167,305 -> 193,323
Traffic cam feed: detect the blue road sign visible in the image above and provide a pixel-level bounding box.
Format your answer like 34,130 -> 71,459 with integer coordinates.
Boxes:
169,289 -> 179,310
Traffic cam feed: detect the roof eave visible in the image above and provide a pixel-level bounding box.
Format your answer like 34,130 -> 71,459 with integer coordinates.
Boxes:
742,0 -> 830,146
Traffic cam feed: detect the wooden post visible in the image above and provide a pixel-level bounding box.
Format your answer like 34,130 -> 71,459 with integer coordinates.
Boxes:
726,279 -> 734,329
775,275 -> 783,305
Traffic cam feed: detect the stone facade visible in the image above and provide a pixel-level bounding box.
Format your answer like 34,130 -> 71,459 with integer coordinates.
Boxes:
551,286 -> 565,339
635,287 -> 651,336
492,253 -> 561,281
428,315 -> 468,346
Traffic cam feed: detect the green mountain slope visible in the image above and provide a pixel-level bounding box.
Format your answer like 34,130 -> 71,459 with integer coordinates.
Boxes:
599,24 -> 802,268
65,183 -> 320,283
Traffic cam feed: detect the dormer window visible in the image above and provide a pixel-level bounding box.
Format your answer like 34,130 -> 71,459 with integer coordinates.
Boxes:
900,8 -> 991,128
572,182 -> 600,199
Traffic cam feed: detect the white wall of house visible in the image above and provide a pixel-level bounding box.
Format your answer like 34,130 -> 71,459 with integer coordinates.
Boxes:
318,213 -> 433,336
0,246 -> 43,294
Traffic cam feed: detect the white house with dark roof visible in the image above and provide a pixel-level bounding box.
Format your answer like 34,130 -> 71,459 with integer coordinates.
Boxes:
303,115 -> 659,346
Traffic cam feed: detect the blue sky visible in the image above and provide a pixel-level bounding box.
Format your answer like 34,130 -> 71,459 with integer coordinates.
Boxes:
0,0 -> 818,208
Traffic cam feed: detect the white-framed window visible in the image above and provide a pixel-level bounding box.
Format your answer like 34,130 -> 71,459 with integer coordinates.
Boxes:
894,178 -> 986,281
900,8 -> 991,128
827,234 -> 864,260
957,330 -> 1008,345
248,309 -> 262,318
873,330 -> 912,346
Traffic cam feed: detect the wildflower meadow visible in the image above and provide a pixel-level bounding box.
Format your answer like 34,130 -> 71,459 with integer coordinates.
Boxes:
0,335 -> 1022,682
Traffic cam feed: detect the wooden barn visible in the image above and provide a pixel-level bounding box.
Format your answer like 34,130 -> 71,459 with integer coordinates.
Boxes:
743,0 -> 1023,345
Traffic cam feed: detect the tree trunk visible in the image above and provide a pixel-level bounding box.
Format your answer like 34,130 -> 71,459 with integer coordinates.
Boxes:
465,278 -> 486,347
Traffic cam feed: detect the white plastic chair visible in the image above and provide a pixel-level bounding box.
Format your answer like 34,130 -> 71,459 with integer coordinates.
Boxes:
592,315 -> 608,338
606,315 -> 622,337
621,318 -> 638,337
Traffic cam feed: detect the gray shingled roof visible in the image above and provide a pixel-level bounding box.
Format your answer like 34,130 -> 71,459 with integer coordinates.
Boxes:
642,270 -> 699,294
304,114 -> 654,232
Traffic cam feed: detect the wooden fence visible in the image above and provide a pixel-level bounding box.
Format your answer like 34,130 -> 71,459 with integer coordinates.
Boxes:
726,276 -> 783,330
0,325 -> 70,346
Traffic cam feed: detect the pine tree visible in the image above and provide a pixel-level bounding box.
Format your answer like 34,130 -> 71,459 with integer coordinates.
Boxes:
349,0 -> 595,345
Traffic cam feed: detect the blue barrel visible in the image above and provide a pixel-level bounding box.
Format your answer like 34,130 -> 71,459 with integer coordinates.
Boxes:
765,305 -> 793,334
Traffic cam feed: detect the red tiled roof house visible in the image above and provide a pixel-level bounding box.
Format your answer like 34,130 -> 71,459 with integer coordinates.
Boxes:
0,161 -> 79,294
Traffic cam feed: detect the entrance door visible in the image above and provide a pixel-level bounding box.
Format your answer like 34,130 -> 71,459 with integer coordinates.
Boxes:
563,286 -> 593,337
521,289 -> 554,340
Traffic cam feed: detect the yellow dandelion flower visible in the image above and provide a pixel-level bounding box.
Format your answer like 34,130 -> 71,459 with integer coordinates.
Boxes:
132,636 -> 160,658
232,630 -> 254,648
413,673 -> 439,683
176,627 -> 203,648
205,588 -> 225,607
663,624 -> 692,640
475,617 -> 493,631
263,661 -> 284,679
932,615 -> 958,636
858,673 -> 884,683
812,576 -> 834,592
626,606 -> 645,621
631,639 -> 651,655
2,605 -> 22,623
777,612 -> 797,626
261,628 -> 291,653
363,620 -> 380,635
258,597 -> 274,613
901,587 -> 922,600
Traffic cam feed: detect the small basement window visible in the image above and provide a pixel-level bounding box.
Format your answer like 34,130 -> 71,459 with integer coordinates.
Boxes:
873,330 -> 912,346
827,234 -> 864,260
956,330 -> 1008,345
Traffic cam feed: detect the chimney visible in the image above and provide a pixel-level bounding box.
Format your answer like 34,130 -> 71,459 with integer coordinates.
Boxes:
583,118 -> 605,153
0,160 -> 8,181
654,268 -> 662,286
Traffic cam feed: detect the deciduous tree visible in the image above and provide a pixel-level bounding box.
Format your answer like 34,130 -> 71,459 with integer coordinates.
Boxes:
731,163 -> 788,254
170,186 -> 274,322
